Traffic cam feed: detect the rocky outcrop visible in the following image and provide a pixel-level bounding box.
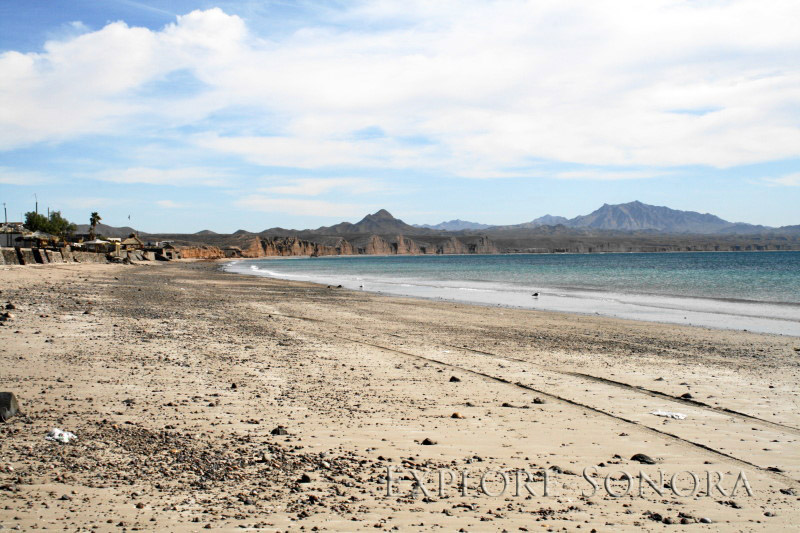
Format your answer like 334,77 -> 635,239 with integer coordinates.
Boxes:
262,237 -> 316,256
437,237 -> 469,255
179,245 -> 225,259
393,235 -> 421,255
363,235 -> 393,255
469,236 -> 499,254
241,237 -> 267,258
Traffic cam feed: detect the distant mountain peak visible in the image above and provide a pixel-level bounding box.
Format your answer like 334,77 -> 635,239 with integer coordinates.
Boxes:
568,201 -> 736,233
363,209 -> 395,221
372,208 -> 393,217
314,208 -> 423,235
416,219 -> 491,231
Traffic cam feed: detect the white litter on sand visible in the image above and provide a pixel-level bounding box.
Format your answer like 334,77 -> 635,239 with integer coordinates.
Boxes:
651,410 -> 687,420
46,428 -> 77,443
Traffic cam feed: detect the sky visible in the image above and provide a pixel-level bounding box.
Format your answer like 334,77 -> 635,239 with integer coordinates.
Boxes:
1,0 -> 799,233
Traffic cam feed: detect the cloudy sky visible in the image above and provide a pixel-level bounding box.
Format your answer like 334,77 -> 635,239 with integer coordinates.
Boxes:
1,0 -> 799,232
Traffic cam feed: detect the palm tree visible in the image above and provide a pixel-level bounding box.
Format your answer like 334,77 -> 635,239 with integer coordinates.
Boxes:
89,212 -> 101,240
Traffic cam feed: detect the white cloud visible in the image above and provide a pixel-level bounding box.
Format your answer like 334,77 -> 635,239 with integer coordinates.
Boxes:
261,177 -> 388,196
763,173 -> 800,186
0,167 -> 52,185
1,2 -> 800,175
235,196 -> 370,217
96,166 -> 230,186
156,200 -> 186,208
554,170 -> 669,181
62,196 -> 123,209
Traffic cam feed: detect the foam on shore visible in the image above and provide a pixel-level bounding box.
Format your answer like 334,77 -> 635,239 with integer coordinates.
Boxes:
225,260 -> 800,336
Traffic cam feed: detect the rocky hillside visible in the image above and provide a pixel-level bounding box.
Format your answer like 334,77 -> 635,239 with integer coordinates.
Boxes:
88,205 -> 800,257
566,201 -> 739,233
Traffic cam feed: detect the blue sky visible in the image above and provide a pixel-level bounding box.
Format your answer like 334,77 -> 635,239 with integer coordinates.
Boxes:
1,0 -> 799,232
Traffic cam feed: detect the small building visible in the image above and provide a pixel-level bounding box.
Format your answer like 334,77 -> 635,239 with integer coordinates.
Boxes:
120,235 -> 144,250
83,239 -> 112,253
0,223 -> 24,248
160,242 -> 180,260
16,231 -> 59,249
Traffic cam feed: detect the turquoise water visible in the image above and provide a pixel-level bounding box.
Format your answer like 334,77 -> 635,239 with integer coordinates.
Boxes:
226,252 -> 800,334
234,252 -> 800,303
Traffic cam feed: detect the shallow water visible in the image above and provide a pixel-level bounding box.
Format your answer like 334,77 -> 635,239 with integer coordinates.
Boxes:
224,251 -> 800,336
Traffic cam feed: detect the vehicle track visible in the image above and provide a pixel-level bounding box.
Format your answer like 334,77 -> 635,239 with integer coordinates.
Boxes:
330,332 -> 800,486
437,341 -> 800,435
269,311 -> 799,485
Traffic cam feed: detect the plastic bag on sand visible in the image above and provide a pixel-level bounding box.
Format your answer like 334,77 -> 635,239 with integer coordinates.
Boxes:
46,428 -> 77,443
651,410 -> 687,420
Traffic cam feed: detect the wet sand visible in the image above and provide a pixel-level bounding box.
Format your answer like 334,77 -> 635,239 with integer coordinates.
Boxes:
0,260 -> 798,531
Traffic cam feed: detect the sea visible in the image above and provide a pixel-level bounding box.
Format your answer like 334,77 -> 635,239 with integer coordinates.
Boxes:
224,251 -> 800,336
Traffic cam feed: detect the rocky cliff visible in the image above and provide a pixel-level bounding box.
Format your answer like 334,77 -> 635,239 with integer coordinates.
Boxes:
220,234 -> 499,257
178,245 -> 225,259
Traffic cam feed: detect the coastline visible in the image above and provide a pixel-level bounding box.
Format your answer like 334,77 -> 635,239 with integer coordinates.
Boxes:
224,256 -> 800,337
1,261 -> 798,531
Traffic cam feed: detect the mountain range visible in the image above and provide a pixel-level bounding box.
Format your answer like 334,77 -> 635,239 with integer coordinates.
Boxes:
417,201 -> 788,235
86,201 -> 799,241
118,200 -> 799,257
261,201 -> 793,236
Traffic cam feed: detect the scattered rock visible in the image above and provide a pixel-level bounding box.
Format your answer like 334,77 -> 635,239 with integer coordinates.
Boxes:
299,474 -> 312,483
699,518 -> 713,524
631,453 -> 657,465
501,402 -> 515,408
271,426 -> 289,436
421,438 -> 437,446
0,392 -> 20,422
5,303 -> 15,310
451,412 -> 464,419
680,393 -> 693,399
449,376 -> 461,383
533,397 -> 546,404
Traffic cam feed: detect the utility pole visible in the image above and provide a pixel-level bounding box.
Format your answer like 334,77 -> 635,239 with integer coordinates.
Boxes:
34,193 -> 38,215
3,203 -> 6,224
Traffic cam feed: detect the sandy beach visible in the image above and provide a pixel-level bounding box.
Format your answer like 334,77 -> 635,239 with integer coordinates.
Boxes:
1,260 -> 798,531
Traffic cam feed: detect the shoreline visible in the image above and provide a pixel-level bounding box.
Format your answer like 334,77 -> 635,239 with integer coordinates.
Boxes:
224,257 -> 800,337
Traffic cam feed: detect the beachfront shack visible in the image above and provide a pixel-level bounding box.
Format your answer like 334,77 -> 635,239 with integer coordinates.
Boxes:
120,235 -> 144,251
160,242 -> 179,260
82,239 -> 112,253
0,223 -> 24,248
16,231 -> 59,249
